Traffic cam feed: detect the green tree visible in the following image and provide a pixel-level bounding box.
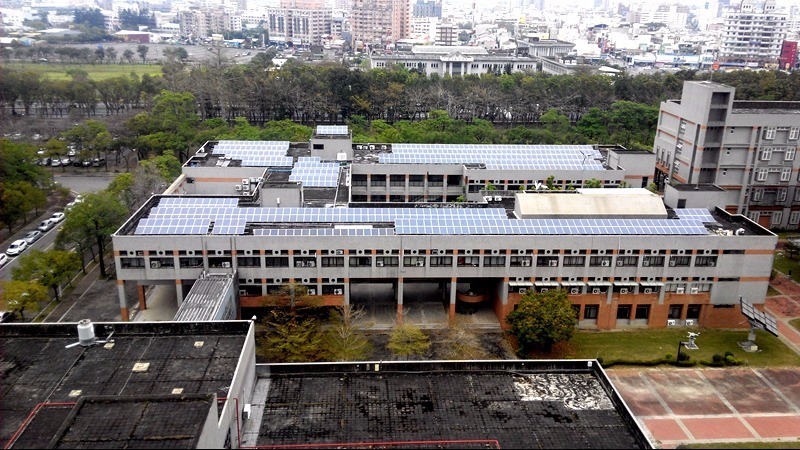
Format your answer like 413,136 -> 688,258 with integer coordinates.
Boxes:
785,239 -> 800,259
646,182 -> 659,194
73,8 -> 105,29
141,153 -> 182,181
387,323 -> 430,360
256,309 -> 327,362
136,44 -> 148,64
57,192 -> 127,278
506,289 -> 577,356
1,280 -> 48,320
324,305 -> 373,361
11,249 -> 81,301
584,178 -> 602,188
122,49 -> 135,64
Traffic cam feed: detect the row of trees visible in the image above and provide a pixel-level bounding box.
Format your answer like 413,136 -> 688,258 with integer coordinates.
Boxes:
2,43 -> 151,66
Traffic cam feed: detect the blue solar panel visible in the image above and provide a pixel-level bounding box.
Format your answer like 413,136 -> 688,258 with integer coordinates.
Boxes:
674,209 -> 715,222
379,144 -> 604,170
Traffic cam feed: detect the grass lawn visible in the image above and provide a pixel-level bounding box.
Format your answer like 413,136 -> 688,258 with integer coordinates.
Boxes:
790,318 -> 800,332
548,328 -> 800,367
5,62 -> 163,81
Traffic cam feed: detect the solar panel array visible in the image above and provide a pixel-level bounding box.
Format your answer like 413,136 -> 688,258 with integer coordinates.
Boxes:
211,140 -> 292,167
289,157 -> 341,187
316,125 -> 349,135
379,144 -> 606,171
740,298 -> 779,336
134,198 -> 711,236
395,218 -> 708,235
674,208 -> 716,223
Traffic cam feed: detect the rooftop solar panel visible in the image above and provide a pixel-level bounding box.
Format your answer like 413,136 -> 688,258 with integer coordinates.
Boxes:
673,208 -> 716,222
316,125 -> 349,135
379,144 -> 605,170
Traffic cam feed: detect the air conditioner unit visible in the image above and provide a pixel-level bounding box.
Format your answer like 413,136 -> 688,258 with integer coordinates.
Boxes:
518,288 -> 527,294
521,260 -> 531,267
221,262 -> 231,268
494,196 -> 502,202
307,261 -> 316,267
667,319 -> 676,326
708,261 -> 715,267
570,288 -> 580,295
540,288 -> 549,293
239,290 -> 247,296
307,289 -> 316,295
643,261 -> 650,267
234,185 -> 242,191
548,260 -> 558,267
416,261 -> 425,267
676,287 -> 685,294
690,287 -> 699,294
601,261 -> 610,267
376,261 -> 385,267
685,319 -> 696,326
150,261 -> 161,268
644,288 -> 653,294
242,184 -> 250,191
242,178 -> 250,185
616,260 -> 624,267
592,288 -> 601,294
483,196 -> 493,202
336,249 -> 344,255
620,288 -> 629,294
669,260 -> 677,267
333,289 -> 343,295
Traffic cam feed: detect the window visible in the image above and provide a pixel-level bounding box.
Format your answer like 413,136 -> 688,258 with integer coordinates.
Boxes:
428,175 -> 444,186
375,256 -> 398,267
772,211 -> 783,226
752,188 -> 763,201
409,175 -> 424,187
786,147 -> 796,160
390,175 -> 405,186
312,143 -> 324,150
583,305 -> 599,320
779,189 -> 788,202
322,256 -> 344,267
764,126 -> 776,140
349,256 -> 372,267
790,127 -> 799,140
616,305 -> 632,320
179,257 -> 203,268
430,256 -> 452,267
237,256 -> 261,267
669,255 -> 691,267
694,256 -> 718,267
643,255 -> 665,267
483,256 -> 506,267
537,256 -> 559,267
668,304 -> 683,319
761,148 -> 772,160
616,256 -> 639,267
635,305 -> 650,320
370,176 -> 386,187
756,168 -> 767,181
510,256 -> 532,267
265,257 -> 289,268
589,256 -> 612,267
121,257 -> 145,268
351,174 -> 367,186
790,211 -> 800,225
403,256 -> 425,267
457,256 -> 480,267
781,168 -> 792,182
686,305 -> 702,319
563,255 -> 585,267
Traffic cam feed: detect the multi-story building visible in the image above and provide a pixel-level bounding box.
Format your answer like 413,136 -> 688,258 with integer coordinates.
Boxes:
111,128 -> 776,332
718,0 -> 787,67
179,7 -> 242,37
350,0 -> 410,49
369,45 -> 575,76
265,7 -> 332,47
779,40 -> 797,70
654,80 -> 800,230
413,0 -> 441,18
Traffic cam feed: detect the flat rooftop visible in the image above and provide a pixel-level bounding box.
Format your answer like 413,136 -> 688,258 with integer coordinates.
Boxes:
0,321 -> 250,448
247,361 -> 652,449
117,194 -> 772,238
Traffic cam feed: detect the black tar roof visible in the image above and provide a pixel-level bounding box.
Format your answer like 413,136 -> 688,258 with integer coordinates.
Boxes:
248,361 -> 652,449
0,321 -> 250,449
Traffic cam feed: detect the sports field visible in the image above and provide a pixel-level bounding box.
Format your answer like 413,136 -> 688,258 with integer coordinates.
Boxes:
3,62 -> 163,81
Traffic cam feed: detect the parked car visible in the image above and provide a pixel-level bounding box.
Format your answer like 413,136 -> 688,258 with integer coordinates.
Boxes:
0,253 -> 8,269
22,230 -> 42,245
6,239 -> 28,256
65,197 -> 83,211
92,157 -> 106,167
81,159 -> 92,167
0,311 -> 16,323
38,218 -> 56,232
50,212 -> 66,223
51,158 -> 62,167
60,157 -> 71,166
67,149 -> 77,157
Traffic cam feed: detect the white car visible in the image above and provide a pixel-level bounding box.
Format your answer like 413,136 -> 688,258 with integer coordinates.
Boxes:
50,212 -> 66,223
38,219 -> 56,232
0,253 -> 8,269
6,239 -> 28,256
22,230 -> 42,245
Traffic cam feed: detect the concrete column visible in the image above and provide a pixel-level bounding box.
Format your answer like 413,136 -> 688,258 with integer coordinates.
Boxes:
137,284 -> 147,311
117,279 -> 129,322
501,278 -> 509,305
344,279 -> 351,306
175,279 -> 184,307
449,277 -> 457,321
396,277 -> 404,325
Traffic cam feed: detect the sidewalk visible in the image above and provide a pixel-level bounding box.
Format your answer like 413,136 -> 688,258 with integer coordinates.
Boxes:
762,271 -> 800,355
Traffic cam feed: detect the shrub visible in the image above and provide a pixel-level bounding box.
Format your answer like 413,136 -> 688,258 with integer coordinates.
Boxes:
665,353 -> 673,361
712,354 -> 724,363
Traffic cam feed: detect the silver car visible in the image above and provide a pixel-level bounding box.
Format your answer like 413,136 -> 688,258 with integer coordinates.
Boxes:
22,230 -> 42,245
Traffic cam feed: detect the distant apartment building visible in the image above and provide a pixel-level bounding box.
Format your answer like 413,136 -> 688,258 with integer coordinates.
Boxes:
265,7 -> 332,46
654,80 -> 800,230
413,0 -> 441,18
435,23 -> 456,46
350,0 -> 410,49
718,0 -> 787,67
179,7 -> 242,37
627,3 -> 689,29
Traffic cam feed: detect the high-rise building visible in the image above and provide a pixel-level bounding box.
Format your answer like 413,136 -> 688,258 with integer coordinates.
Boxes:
719,0 -> 787,67
350,0 -> 410,49
779,40 -> 797,70
654,80 -> 800,230
413,0 -> 441,18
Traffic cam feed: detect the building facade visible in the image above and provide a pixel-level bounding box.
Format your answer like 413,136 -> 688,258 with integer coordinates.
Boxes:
265,7 -> 333,47
718,0 -> 787,67
654,80 -> 800,230
111,130 -> 776,332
